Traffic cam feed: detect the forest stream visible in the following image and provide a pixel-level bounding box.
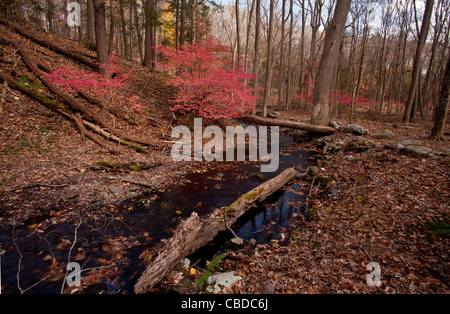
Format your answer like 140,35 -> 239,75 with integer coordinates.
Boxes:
0,132 -> 312,294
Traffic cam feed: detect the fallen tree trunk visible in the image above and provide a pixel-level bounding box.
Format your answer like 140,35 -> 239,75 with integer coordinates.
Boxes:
0,18 -> 99,69
0,69 -> 144,153
241,114 -> 336,135
134,167 -> 297,293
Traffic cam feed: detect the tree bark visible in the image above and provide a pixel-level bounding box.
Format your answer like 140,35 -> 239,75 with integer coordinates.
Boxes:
429,50 -> 450,139
143,0 -> 154,68
240,114 -> 336,134
402,0 -> 434,123
261,0 -> 275,117
235,0 -> 241,56
94,0 -> 108,75
134,167 -> 298,293
180,0 -> 186,48
277,0 -> 287,108
119,0 -> 131,59
310,0 -> 351,126
133,1 -> 144,61
108,0 -> 115,56
87,0 -> 96,49
252,0 -> 261,115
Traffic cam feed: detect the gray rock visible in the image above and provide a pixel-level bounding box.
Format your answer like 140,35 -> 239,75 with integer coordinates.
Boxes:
376,130 -> 395,139
268,111 -> 281,119
206,271 -> 242,294
339,124 -> 369,135
399,139 -> 422,146
344,137 -> 373,152
399,145 -> 433,158
383,144 -> 398,150
109,185 -> 124,195
329,121 -> 340,129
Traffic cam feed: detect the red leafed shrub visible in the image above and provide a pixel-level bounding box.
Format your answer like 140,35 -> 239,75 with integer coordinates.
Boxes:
43,53 -> 141,111
157,38 -> 259,120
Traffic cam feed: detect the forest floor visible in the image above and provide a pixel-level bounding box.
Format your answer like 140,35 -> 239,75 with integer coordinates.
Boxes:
0,21 -> 449,294
217,111 -> 450,294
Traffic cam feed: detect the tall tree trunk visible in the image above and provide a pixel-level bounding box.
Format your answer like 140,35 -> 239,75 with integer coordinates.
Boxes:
78,0 -> 83,42
133,2 -> 143,61
308,0 -> 322,83
108,0 -> 115,56
277,0 -> 286,108
180,0 -> 186,48
243,0 -> 255,86
235,0 -> 241,56
46,0 -> 54,34
175,0 -> 179,50
429,50 -> 450,139
119,0 -> 130,58
87,0 -> 96,49
402,0 -> 434,123
94,0 -> 108,75
261,0 -> 275,118
310,0 -> 351,126
143,0 -> 154,68
252,0 -> 261,115
285,0 -> 294,109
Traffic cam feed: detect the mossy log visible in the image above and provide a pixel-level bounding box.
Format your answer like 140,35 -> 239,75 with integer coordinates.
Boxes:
0,70 -> 146,153
134,167 -> 297,293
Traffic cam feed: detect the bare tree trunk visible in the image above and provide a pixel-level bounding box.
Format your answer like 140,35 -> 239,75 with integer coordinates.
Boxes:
46,0 -> 54,34
87,0 -> 96,49
180,0 -> 186,48
133,1 -> 143,61
119,0 -> 130,58
261,0 -> 275,118
277,0 -> 286,109
285,0 -> 293,109
94,0 -> 108,75
252,0 -> 261,115
308,0 -> 322,83
430,50 -> 450,139
310,0 -> 352,126
403,0 -> 434,122
108,0 -> 115,56
175,0 -> 179,50
76,0 -> 83,42
143,0 -> 154,68
235,0 -> 241,56
243,0 -> 255,86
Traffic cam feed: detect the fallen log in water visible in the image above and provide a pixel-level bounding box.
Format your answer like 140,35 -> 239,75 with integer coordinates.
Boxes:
134,167 -> 298,293
241,114 -> 336,135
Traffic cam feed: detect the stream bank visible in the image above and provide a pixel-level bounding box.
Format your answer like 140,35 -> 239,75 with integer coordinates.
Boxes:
0,130 -> 316,294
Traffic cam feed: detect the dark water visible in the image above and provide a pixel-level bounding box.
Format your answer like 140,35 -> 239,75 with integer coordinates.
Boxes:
0,133 -> 310,294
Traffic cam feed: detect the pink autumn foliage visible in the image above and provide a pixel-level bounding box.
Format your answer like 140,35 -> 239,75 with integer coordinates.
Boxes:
157,38 -> 259,120
296,79 -> 384,110
43,53 -> 141,110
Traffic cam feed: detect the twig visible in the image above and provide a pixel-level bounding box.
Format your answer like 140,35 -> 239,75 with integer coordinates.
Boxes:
105,175 -> 154,188
9,183 -> 69,192
223,207 -> 239,240
339,184 -> 384,199
61,216 -> 84,294
12,221 -> 24,293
